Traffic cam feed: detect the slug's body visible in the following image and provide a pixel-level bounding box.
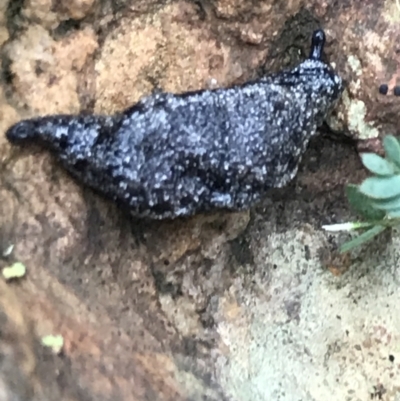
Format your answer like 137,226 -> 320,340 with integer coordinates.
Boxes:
6,30 -> 343,219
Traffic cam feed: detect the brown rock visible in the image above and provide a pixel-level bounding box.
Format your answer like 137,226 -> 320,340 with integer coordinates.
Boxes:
4,25 -> 98,115
57,0 -> 95,20
0,280 -> 36,401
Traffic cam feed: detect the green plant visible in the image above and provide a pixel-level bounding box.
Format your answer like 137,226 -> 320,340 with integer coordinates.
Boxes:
323,135 -> 400,253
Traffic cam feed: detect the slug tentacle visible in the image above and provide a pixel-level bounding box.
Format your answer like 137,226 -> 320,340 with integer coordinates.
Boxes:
309,29 -> 325,60
5,30 -> 344,219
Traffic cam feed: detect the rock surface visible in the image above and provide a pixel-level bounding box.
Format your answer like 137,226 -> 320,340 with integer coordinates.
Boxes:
1,1 -> 400,401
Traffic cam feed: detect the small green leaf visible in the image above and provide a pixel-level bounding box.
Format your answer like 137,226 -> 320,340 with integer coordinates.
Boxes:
340,225 -> 386,253
360,153 -> 395,175
2,262 -> 26,280
384,135 -> 400,168
322,221 -> 375,232
2,245 -> 14,257
372,195 -> 400,211
359,176 -> 400,199
346,184 -> 385,220
41,335 -> 64,354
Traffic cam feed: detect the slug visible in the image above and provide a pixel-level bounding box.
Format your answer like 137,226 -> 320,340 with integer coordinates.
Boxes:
6,29 -> 343,219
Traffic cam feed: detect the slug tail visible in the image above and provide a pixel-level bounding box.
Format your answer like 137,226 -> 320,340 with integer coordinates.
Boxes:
5,120 -> 38,144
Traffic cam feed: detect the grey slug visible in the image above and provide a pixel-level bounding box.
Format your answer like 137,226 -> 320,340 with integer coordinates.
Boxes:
6,29 -> 343,219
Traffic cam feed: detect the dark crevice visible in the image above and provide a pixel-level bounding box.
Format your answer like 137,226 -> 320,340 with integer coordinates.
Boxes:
51,19 -> 83,39
1,54 -> 14,86
5,0 -> 25,37
2,1 -> 25,107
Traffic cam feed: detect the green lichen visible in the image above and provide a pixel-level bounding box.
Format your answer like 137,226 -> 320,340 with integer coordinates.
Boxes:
347,55 -> 362,76
342,91 -> 379,140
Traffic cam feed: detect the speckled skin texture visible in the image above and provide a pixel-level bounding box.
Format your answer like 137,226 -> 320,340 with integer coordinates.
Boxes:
6,30 -> 343,219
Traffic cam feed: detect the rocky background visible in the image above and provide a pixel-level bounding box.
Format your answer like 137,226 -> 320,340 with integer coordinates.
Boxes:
1,1 -> 400,400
